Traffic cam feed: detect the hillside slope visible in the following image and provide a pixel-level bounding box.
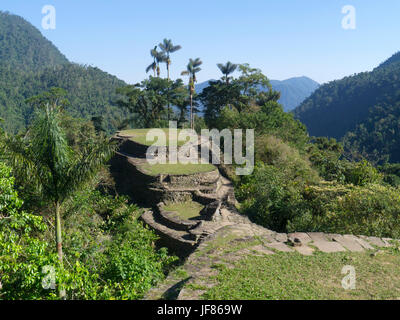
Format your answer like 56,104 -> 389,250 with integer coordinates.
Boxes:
293,52 -> 400,140
0,11 -> 68,71
0,11 -> 127,133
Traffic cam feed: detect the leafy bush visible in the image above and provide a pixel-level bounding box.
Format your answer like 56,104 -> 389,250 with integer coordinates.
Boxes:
0,162 -> 59,299
0,161 -> 177,300
288,183 -> 400,238
343,160 -> 382,186
236,163 -> 306,232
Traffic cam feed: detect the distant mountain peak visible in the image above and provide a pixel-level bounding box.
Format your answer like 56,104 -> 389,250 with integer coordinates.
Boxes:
196,76 -> 319,112
0,11 -> 69,71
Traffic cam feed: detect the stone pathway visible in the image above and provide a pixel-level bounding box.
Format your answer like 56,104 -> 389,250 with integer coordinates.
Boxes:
145,220 -> 400,300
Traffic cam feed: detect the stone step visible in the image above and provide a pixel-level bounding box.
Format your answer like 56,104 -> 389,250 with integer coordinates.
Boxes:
155,206 -> 201,232
140,210 -> 197,257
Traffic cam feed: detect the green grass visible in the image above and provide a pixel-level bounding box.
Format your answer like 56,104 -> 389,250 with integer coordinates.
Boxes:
164,201 -> 204,220
202,247 -> 400,300
139,162 -> 216,176
119,128 -> 192,146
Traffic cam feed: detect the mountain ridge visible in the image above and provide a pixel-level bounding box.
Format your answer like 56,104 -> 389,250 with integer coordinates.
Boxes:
196,76 -> 319,112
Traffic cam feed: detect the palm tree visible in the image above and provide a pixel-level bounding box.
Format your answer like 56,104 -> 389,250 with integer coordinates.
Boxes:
146,47 -> 158,77
181,58 -> 202,130
2,91 -> 116,297
217,61 -> 237,84
159,39 -> 182,80
159,39 -> 182,121
146,46 -> 167,77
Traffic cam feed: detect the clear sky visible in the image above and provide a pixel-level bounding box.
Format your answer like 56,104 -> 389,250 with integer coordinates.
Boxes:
1,0 -> 399,84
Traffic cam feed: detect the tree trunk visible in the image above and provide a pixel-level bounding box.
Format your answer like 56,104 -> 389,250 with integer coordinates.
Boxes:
190,92 -> 193,130
167,62 -> 170,122
56,202 -> 63,263
55,202 -> 66,299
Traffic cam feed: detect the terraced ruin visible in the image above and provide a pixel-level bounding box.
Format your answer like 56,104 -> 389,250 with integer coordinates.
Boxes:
110,129 -> 246,257
110,129 -> 400,300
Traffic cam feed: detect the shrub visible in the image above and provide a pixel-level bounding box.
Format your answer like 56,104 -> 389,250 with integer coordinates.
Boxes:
343,160 -> 383,186
0,162 -> 177,300
287,182 -> 400,238
236,163 -> 305,232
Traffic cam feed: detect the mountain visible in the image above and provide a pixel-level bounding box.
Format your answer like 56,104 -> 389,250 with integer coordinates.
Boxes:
270,77 -> 319,111
195,76 -> 319,112
0,11 -> 68,71
0,11 -> 127,133
293,52 -> 400,140
293,51 -> 400,164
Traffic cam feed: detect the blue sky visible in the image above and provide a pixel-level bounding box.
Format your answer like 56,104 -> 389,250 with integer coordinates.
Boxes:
1,0 -> 399,84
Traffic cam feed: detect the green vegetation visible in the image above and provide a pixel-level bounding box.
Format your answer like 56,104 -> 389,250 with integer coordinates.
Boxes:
294,51 -> 400,164
0,89 -> 177,299
164,201 -> 204,220
140,162 -> 216,176
0,11 -> 127,134
2,10 -> 400,300
203,248 -> 400,300
0,11 -> 68,71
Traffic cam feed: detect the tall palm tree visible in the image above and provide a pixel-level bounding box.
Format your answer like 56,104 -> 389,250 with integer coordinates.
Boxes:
146,46 -> 158,77
217,61 -> 237,84
146,46 -> 167,77
159,39 -> 182,121
159,39 -> 182,80
2,91 -> 116,297
181,58 -> 202,130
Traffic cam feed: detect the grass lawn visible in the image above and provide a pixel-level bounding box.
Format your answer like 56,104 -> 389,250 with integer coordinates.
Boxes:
202,247 -> 400,300
118,128 -> 193,146
164,201 -> 204,220
139,162 -> 216,176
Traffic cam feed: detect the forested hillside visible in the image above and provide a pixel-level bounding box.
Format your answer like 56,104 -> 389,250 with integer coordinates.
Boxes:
294,52 -> 400,140
0,11 -> 127,133
293,52 -> 400,163
0,11 -> 68,70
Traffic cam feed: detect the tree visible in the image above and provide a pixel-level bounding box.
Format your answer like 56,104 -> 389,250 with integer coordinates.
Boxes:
181,58 -> 202,129
145,46 -> 167,78
1,89 -> 116,297
201,63 -> 282,127
145,46 -> 158,77
116,77 -> 187,128
158,39 -> 182,80
217,61 -> 237,84
159,39 -> 182,121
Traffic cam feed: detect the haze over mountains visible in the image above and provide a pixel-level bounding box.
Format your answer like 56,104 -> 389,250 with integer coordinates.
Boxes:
196,76 -> 319,112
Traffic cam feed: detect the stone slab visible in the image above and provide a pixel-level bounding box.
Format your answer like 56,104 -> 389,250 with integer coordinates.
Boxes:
249,245 -> 275,255
288,232 -> 312,245
360,236 -> 386,247
265,242 -> 294,252
312,240 -> 346,253
328,234 -> 364,252
275,233 -> 288,242
307,232 -> 328,242
350,236 -> 374,250
294,245 -> 314,256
